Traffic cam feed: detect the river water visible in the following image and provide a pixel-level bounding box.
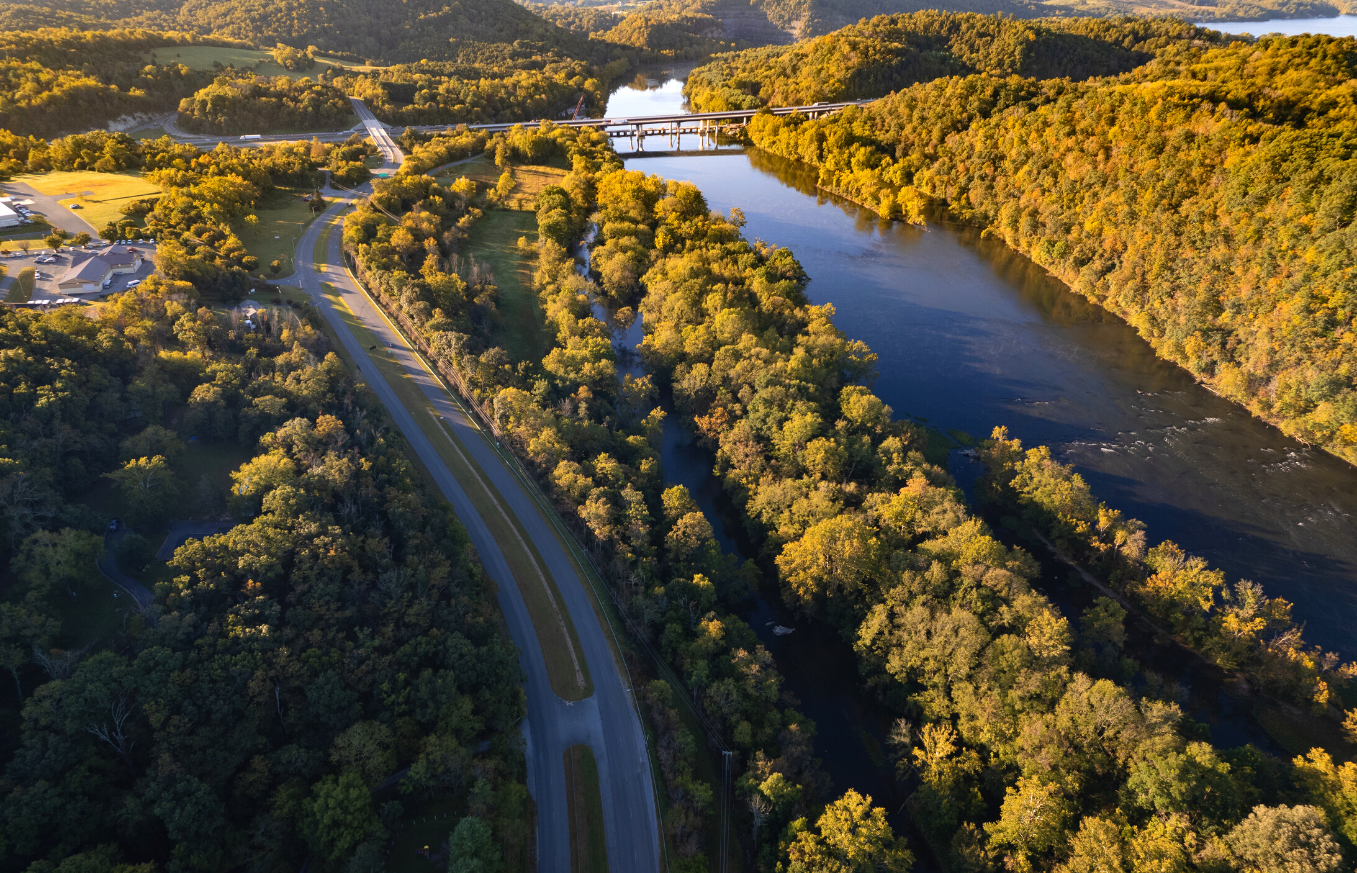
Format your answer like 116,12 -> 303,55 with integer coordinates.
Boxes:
602,62 -> 1357,819
1202,14 -> 1357,36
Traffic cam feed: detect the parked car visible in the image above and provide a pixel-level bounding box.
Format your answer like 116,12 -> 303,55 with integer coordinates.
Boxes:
35,256 -> 55,264
108,519 -> 118,532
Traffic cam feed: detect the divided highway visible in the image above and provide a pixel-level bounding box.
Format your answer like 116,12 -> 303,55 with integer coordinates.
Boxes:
297,188 -> 661,871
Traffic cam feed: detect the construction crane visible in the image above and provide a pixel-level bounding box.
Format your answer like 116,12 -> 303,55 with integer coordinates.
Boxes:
571,94 -> 586,120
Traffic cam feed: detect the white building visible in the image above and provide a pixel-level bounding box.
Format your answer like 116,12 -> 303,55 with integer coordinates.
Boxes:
0,201 -> 21,229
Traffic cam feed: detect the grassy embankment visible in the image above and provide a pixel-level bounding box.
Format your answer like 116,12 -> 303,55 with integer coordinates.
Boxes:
565,745 -> 608,873
4,267 -> 34,303
311,226 -> 594,699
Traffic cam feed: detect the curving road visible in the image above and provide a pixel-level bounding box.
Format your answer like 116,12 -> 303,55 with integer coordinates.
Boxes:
297,190 -> 660,872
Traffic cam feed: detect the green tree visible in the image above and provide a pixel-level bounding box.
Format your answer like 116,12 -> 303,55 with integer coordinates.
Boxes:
984,777 -> 1072,873
448,816 -> 501,873
1227,805 -> 1343,873
104,455 -> 181,526
304,770 -> 384,869
786,789 -> 912,873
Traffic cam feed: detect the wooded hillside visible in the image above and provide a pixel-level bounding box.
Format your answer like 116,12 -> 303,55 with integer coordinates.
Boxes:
737,30 -> 1357,465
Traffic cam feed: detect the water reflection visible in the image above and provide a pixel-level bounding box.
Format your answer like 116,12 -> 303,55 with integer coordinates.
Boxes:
627,148 -> 1357,662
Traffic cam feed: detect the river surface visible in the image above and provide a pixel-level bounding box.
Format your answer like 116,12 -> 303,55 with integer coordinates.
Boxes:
1202,14 -> 1357,36
602,62 -> 1357,819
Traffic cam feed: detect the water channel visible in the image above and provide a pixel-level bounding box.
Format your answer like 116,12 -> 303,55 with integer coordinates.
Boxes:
601,61 -> 1357,820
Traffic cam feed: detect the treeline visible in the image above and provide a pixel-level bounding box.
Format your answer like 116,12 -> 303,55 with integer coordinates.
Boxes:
0,28 -> 225,138
742,31 -> 1357,464
176,73 -> 353,135
0,275 -> 526,869
684,12 -> 1224,110
336,58 -> 626,128
526,4 -> 622,36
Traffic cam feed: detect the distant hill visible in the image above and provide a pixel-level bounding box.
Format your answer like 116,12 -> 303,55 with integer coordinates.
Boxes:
0,0 -> 617,65
684,12 -> 1222,108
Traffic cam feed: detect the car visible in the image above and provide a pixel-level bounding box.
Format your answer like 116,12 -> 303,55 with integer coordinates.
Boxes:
69,204 -> 82,210
126,247 -> 139,253
35,256 -> 54,264
108,519 -> 118,532
102,279 -> 112,289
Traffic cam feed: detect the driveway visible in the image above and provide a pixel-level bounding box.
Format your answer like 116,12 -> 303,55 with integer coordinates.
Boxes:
1,182 -> 103,239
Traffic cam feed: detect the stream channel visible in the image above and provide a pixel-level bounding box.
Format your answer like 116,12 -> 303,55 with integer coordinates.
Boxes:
594,63 -> 1357,823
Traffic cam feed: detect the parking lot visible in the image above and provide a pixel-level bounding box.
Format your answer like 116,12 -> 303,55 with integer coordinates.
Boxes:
1,240 -> 159,303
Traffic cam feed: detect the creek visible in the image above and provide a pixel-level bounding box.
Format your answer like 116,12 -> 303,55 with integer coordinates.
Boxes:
599,62 -> 1357,818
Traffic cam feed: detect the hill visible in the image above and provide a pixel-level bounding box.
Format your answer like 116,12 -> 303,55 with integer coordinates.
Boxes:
0,0 -> 615,65
684,11 -> 1222,109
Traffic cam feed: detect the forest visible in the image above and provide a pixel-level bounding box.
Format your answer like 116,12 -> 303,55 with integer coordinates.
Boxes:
329,114 -> 1357,871
0,145 -> 528,870
175,73 -> 354,136
683,12 -> 1226,109
0,28 -> 226,138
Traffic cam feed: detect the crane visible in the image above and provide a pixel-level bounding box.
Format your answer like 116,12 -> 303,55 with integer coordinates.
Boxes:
571,93 -> 586,120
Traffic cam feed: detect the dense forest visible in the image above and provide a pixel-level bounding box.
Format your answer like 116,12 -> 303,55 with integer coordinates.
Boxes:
0,140 -> 528,870
684,12 -> 1226,109
724,28 -> 1357,465
0,28 -> 226,138
334,117 -> 1357,871
176,73 -> 353,136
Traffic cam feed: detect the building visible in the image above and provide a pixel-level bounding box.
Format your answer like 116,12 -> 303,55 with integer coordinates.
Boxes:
0,201 -> 21,229
56,245 -> 144,294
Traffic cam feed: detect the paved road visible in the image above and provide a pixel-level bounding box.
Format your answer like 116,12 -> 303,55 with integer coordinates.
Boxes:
298,193 -> 660,872
1,182 -> 104,239
349,99 -> 405,172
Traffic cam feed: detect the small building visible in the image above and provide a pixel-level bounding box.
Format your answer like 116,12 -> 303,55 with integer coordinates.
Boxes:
0,201 -> 21,229
56,245 -> 144,294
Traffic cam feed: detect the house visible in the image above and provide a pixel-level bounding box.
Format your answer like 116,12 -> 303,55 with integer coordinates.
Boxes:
56,245 -> 144,294
0,201 -> 21,229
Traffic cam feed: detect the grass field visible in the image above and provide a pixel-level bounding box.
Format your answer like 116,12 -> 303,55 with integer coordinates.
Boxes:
564,745 -> 609,873
13,170 -> 161,233
472,210 -> 546,363
5,267 -> 34,303
236,189 -> 324,279
146,45 -> 372,81
317,279 -> 593,701
454,157 -> 569,212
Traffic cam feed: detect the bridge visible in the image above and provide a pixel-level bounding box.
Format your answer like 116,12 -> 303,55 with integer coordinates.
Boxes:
163,100 -> 872,151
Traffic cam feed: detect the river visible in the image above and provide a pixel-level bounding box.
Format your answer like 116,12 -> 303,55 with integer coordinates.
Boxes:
1202,14 -> 1357,36
601,61 -> 1357,820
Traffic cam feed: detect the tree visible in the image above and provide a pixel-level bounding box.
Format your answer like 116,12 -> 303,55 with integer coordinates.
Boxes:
776,515 -> 882,612
0,601 -> 58,695
304,770 -> 384,869
448,816 -> 501,873
104,455 -> 181,526
71,232 -> 90,246
984,777 -> 1071,873
1226,805 -> 1343,873
786,789 -> 912,873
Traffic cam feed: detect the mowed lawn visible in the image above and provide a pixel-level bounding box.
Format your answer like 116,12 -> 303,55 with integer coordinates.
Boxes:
145,45 -> 371,80
447,156 -> 568,361
234,190 -> 324,279
16,170 -> 161,232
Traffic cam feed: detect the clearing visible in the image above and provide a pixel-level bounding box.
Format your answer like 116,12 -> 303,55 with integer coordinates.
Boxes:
15,171 -> 161,233
147,45 -> 372,81
236,189 -> 326,279
4,267 -> 34,303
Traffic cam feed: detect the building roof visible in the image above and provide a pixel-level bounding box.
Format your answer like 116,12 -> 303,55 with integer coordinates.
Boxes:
57,247 -> 140,287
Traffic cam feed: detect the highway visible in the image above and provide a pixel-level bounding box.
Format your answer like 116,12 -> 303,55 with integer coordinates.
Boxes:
157,100 -> 871,149
297,188 -> 661,871
349,98 -> 405,171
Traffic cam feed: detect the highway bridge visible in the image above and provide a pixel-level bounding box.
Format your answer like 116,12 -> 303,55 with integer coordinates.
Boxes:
163,99 -> 872,151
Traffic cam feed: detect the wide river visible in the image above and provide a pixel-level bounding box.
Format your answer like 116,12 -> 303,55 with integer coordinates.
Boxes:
602,61 -> 1357,814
